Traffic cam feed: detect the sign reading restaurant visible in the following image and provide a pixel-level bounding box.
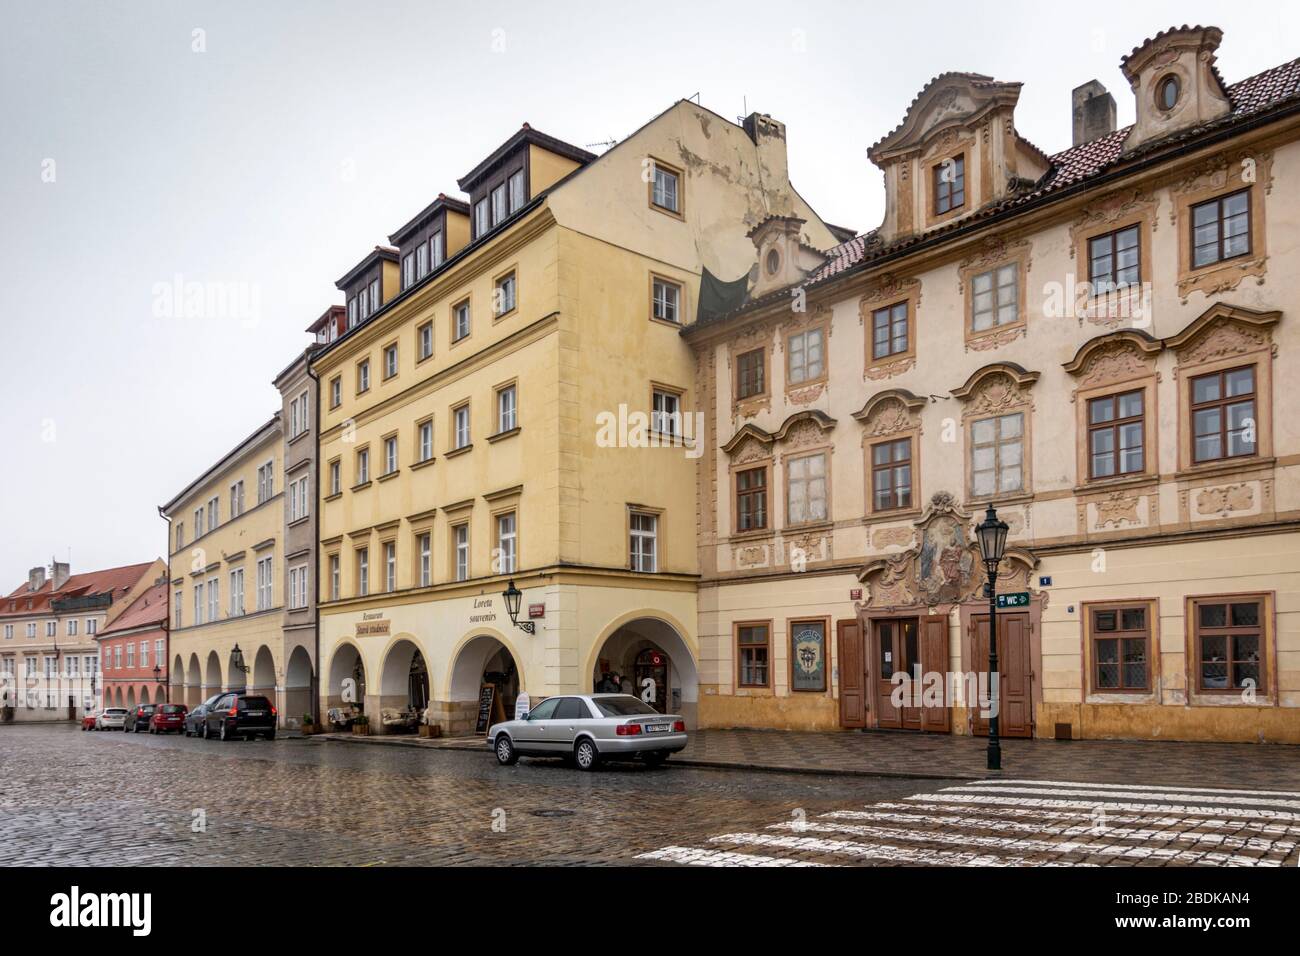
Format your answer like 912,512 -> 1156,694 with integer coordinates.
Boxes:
356,612 -> 390,637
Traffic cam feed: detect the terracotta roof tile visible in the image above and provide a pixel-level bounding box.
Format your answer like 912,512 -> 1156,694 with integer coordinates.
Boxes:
97,581 -> 169,636
0,561 -> 156,619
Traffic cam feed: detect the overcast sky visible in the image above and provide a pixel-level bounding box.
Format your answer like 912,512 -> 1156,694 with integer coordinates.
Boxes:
0,0 -> 1294,588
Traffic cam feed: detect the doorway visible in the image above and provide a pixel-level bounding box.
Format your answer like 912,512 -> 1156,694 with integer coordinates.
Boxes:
633,648 -> 668,714
857,615 -> 951,732
970,612 -> 1032,738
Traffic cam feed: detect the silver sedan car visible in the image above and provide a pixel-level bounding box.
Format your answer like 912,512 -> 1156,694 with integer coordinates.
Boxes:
95,707 -> 128,730
489,693 -> 687,771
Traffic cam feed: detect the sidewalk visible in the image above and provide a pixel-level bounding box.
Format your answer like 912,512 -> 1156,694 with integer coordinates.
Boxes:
308,727 -> 1300,789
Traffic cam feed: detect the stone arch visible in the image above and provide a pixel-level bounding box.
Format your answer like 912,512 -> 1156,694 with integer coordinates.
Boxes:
585,610 -> 699,727
187,653 -> 203,708
377,637 -> 428,734
445,630 -> 523,734
325,640 -> 367,715
250,645 -> 276,701
205,651 -> 222,695
285,645 -> 314,727
141,685 -> 151,706
126,686 -> 136,710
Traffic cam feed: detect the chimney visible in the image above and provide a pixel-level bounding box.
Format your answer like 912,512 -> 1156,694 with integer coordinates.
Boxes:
742,112 -> 791,200
27,567 -> 46,592
52,561 -> 71,591
1072,80 -> 1117,145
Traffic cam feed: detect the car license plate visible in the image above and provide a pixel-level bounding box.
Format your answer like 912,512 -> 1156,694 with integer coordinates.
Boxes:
646,723 -> 670,733
246,711 -> 264,717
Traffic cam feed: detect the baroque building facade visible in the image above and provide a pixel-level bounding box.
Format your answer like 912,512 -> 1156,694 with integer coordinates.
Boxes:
311,105 -> 843,733
686,26 -> 1300,743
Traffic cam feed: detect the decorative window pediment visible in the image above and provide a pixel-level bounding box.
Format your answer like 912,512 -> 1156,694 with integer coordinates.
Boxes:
950,362 -> 1039,414
852,389 -> 927,439
1163,302 -> 1279,365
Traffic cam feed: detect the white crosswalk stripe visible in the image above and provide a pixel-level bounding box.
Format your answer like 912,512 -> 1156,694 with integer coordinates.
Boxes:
635,777 -> 1300,868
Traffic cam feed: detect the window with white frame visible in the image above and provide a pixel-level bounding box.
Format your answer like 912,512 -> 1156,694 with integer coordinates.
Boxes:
401,252 -> 414,290
27,656 -> 39,677
330,376 -> 342,408
357,359 -> 371,393
453,524 -> 469,582
207,576 -> 219,622
207,496 -> 219,531
329,460 -> 341,496
289,474 -> 309,521
289,565 -> 308,609
496,512 -> 517,574
126,644 -> 134,668
140,640 -> 149,669
384,542 -> 397,592
384,343 -> 398,379
454,405 -> 470,449
430,232 -> 445,269
652,388 -> 681,437
67,619 -> 78,637
491,183 -> 507,226
971,263 -> 1019,332
356,447 -> 370,484
257,460 -> 274,503
651,163 -> 680,213
356,548 -> 369,596
194,507 -> 204,538
348,297 -> 358,327
453,300 -> 471,342
329,554 -> 340,601
193,582 -> 204,626
229,568 -> 245,616
418,533 -> 431,587
970,412 -> 1024,497
176,521 -> 184,550
26,622 -> 36,638
630,512 -> 658,572
652,277 -> 681,324
418,420 -> 433,462
418,321 -> 433,361
497,385 -> 517,433
67,655 -> 78,677
174,591 -> 182,628
85,655 -> 97,676
3,625 -> 11,640
87,618 -> 97,635
494,272 -> 516,316
474,198 -> 489,237
369,279 -> 380,314
154,639 -> 163,670
256,556 -> 273,610
416,243 -> 428,280
230,480 -> 245,518
46,620 -> 56,637
786,453 -> 828,525
788,328 -> 825,384
384,436 -> 398,475
508,170 -> 526,213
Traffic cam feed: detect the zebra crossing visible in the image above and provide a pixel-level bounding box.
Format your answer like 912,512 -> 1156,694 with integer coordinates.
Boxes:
636,777 -> 1300,867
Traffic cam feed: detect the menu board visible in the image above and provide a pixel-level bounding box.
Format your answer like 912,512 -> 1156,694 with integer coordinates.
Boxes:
475,684 -> 497,734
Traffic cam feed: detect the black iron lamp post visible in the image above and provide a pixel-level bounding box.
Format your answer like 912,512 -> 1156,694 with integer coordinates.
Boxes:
501,579 -> 535,635
975,505 -> 1009,771
230,644 -> 250,675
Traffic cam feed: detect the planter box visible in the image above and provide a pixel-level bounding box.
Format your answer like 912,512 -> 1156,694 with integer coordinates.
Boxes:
352,723 -> 370,736
300,724 -> 315,736
418,724 -> 443,739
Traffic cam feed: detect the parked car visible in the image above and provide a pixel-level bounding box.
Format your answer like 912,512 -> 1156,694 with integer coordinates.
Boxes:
184,693 -> 223,737
124,704 -> 157,733
488,693 -> 687,771
202,692 -> 277,741
82,710 -> 101,731
95,708 -> 128,731
149,703 -> 188,734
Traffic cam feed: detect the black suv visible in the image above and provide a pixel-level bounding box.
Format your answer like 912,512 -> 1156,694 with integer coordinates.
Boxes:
204,693 -> 277,741
124,704 -> 157,733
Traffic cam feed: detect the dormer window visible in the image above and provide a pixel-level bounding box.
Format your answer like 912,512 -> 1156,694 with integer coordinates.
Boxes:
509,170 -> 526,212
369,279 -> 380,313
474,199 -> 489,238
1158,74 -> 1181,111
933,155 -> 965,215
491,183 -> 507,226
401,253 -> 415,290
415,243 -> 428,280
347,298 -> 358,328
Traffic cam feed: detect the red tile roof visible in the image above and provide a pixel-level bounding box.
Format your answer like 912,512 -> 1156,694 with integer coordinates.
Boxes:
0,561 -> 157,619
97,581 -> 169,636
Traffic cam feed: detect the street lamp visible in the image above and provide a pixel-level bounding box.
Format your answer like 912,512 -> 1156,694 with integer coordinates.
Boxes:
975,505 -> 1009,771
501,579 -> 535,635
152,665 -> 165,684
230,644 -> 250,674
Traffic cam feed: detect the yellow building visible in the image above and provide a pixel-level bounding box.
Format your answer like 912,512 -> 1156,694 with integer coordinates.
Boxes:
686,26 -> 1300,743
313,107 -> 843,733
162,415 -> 304,718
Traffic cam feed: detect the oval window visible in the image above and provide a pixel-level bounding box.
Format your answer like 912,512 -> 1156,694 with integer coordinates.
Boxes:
766,248 -> 781,275
1158,75 -> 1180,111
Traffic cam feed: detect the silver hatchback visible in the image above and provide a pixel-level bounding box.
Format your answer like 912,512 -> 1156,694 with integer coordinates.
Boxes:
488,693 -> 687,771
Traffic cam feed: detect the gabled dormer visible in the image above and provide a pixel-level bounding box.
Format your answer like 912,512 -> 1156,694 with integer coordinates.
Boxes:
456,123 -> 595,243
335,246 -> 399,330
868,73 -> 1050,244
306,305 -> 346,346
388,193 -> 471,293
1121,25 -> 1231,155
745,216 -> 826,301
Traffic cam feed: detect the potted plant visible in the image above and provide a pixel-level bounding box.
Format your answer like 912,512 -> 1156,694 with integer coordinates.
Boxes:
300,713 -> 315,736
352,714 -> 370,736
418,710 -> 442,738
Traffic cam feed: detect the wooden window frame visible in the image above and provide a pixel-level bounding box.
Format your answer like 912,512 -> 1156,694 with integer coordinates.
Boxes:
1086,388 -> 1146,481
1083,600 -> 1156,696
1086,223 -> 1143,293
966,411 -> 1028,502
1186,593 -> 1272,698
932,153 -> 965,217
649,272 -> 685,327
1173,156 -> 1270,300
734,620 -> 772,690
1190,188 -> 1252,270
869,435 -> 914,514
1189,365 -> 1257,466
782,447 -> 832,530
785,323 -> 828,390
735,347 -> 767,402
870,300 -> 910,362
734,464 -> 770,534
647,157 -> 684,219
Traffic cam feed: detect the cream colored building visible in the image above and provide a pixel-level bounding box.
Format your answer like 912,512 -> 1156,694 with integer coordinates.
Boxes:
162,415 -> 293,718
313,106 -> 844,733
687,26 -> 1300,743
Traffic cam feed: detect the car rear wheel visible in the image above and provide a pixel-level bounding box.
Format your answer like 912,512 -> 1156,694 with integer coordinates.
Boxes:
574,738 -> 601,771
264,729 -> 276,741
494,734 -> 518,766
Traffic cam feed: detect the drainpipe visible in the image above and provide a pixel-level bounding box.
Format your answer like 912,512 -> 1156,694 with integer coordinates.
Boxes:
157,505 -> 172,705
306,349 -> 322,728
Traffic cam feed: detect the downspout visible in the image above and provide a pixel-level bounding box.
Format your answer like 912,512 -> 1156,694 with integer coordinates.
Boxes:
157,505 -> 172,705
306,349 -> 322,727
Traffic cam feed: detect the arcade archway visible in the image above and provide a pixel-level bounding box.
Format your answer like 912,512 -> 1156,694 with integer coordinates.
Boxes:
378,639 -> 429,734
590,616 -> 698,727
285,645 -> 314,726
448,634 -> 521,735
326,642 -> 367,727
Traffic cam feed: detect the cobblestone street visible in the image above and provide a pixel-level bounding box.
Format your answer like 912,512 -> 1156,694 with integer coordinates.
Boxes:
4,723 -> 1298,867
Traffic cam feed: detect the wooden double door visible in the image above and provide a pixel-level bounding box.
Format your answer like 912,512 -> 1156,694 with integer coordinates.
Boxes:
837,616 -> 949,732
970,612 -> 1033,738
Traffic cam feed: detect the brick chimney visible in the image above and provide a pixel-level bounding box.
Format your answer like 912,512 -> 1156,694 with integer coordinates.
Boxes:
1072,80 -> 1117,145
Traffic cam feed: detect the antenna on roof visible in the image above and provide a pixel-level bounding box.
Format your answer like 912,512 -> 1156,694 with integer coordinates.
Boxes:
686,91 -> 700,105
584,138 -> 619,152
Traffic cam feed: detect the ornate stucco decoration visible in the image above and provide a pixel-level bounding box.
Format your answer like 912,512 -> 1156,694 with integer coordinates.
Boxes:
1196,483 -> 1255,517
1067,189 -> 1160,258
957,236 -> 1033,353
721,410 -> 836,460
1163,302 -> 1280,373
851,388 -> 927,441
950,362 -> 1040,415
1062,329 -> 1164,400
856,491 -> 1039,611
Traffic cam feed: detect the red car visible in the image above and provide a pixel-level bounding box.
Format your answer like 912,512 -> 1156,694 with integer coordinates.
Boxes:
81,710 -> 100,731
149,703 -> 188,734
